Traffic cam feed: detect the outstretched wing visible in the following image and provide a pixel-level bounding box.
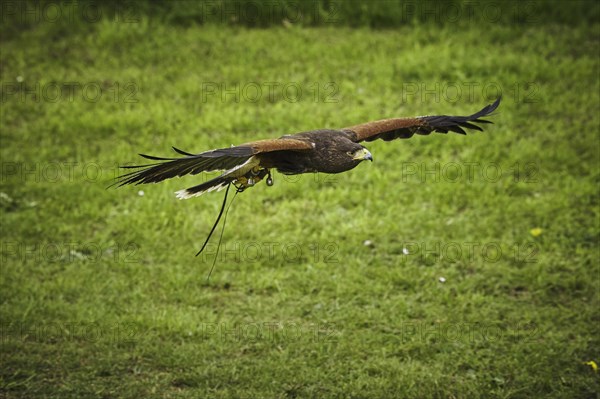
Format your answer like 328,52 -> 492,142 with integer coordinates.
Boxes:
114,138 -> 313,187
343,97 -> 501,142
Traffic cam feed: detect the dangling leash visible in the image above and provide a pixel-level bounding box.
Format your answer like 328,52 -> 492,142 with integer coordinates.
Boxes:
196,182 -> 243,281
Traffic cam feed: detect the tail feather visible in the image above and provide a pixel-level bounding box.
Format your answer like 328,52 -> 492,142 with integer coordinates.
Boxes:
175,175 -> 230,199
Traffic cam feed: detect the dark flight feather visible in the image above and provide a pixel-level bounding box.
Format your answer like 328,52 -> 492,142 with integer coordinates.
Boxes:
343,97 -> 501,142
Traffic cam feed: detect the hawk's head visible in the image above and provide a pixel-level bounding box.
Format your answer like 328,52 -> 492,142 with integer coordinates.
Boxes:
318,139 -> 373,173
347,146 -> 373,163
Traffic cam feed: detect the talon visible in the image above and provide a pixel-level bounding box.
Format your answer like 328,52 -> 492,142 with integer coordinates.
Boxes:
250,166 -> 262,176
266,172 -> 273,186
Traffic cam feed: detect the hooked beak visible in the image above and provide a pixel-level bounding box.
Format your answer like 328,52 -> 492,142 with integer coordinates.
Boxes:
353,148 -> 373,162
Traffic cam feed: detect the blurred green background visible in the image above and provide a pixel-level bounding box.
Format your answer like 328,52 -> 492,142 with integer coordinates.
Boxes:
1,0 -> 599,398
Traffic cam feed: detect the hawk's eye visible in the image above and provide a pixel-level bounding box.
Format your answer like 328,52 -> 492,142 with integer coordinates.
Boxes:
347,150 -> 355,156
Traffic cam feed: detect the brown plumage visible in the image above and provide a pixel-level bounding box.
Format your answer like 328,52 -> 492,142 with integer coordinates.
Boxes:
115,97 -> 500,198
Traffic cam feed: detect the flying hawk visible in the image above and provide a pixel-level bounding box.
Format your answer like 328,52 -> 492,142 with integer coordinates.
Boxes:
116,98 -> 500,198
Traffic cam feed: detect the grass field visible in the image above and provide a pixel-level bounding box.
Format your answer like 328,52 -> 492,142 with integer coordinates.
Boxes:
1,1 -> 599,398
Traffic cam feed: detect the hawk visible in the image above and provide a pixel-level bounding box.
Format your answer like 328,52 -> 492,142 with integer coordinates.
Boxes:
116,97 -> 500,197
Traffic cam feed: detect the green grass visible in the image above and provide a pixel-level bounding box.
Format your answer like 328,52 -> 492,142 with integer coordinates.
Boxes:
1,5 -> 599,399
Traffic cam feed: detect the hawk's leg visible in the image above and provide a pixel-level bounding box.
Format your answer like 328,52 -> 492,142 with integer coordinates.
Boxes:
233,167 -> 272,191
